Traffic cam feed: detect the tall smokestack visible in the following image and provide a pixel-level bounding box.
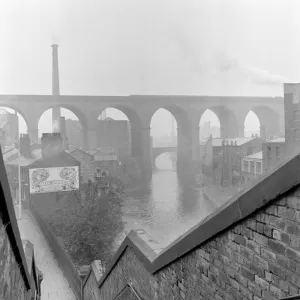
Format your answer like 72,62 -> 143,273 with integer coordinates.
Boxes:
51,44 -> 61,132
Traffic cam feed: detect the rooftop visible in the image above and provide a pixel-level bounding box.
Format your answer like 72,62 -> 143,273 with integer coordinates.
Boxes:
6,155 -> 39,167
212,137 -> 257,147
243,151 -> 263,160
267,137 -> 285,143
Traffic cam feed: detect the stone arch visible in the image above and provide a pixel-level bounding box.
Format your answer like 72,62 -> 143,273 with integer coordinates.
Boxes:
0,106 -> 29,133
244,110 -> 260,137
150,105 -> 194,176
199,109 -> 221,139
209,106 -> 239,138
150,107 -> 179,146
98,105 -> 143,158
152,147 -> 177,168
38,104 -> 87,129
38,105 -> 88,147
251,106 -> 281,139
150,105 -> 189,135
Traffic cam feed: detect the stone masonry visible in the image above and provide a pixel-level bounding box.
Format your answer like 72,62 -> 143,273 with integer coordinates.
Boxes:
93,154 -> 300,300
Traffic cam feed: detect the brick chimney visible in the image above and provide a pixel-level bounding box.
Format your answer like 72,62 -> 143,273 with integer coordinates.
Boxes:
41,133 -> 63,159
19,134 -> 31,158
59,117 -> 69,150
51,44 -> 61,132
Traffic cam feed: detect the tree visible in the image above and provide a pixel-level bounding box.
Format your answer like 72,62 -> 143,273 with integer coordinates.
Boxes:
47,177 -> 124,268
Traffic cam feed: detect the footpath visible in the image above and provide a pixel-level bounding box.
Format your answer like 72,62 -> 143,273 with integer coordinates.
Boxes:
16,209 -> 77,300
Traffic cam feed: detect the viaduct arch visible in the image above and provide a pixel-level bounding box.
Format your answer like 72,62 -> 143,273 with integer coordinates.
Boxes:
0,94 -> 284,178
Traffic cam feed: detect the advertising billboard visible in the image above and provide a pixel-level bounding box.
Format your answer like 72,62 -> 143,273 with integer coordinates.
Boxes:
29,166 -> 79,194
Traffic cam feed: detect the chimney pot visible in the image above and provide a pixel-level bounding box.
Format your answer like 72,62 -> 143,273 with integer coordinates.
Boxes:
41,132 -> 63,159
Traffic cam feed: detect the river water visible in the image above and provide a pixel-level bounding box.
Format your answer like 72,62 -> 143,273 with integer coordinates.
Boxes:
116,155 -> 226,249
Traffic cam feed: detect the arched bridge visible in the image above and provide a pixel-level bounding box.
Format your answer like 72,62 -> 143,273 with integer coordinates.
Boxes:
0,94 -> 285,178
152,146 -> 177,164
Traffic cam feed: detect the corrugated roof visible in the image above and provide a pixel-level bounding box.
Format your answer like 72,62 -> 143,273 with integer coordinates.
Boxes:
212,137 -> 256,147
244,151 -> 263,160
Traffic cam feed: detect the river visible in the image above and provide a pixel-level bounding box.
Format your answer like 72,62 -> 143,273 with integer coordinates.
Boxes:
116,154 -> 228,250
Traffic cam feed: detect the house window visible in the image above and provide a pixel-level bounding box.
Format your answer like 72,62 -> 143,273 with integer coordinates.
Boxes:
256,162 -> 262,174
250,161 -> 255,174
276,147 -> 280,159
294,110 -> 300,121
294,129 -> 300,141
243,160 -> 249,172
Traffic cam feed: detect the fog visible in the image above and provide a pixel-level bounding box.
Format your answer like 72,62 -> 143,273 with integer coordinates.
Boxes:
1,0 -> 299,96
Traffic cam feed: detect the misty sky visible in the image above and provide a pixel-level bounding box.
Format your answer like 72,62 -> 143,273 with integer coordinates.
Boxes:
1,0 -> 299,136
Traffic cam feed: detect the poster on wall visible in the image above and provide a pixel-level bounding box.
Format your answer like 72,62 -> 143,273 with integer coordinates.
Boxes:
29,166 -> 79,194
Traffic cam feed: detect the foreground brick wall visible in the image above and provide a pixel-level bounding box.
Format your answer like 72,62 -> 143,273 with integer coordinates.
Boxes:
98,187 -> 300,300
0,218 -> 28,300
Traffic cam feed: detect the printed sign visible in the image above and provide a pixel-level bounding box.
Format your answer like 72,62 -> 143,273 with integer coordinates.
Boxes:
29,166 -> 79,194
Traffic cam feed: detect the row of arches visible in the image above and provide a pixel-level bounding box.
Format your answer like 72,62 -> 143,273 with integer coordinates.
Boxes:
0,106 -> 268,141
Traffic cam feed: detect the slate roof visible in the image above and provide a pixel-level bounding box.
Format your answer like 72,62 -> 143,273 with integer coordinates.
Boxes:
243,151 -> 263,160
267,137 -> 285,143
212,137 -> 258,147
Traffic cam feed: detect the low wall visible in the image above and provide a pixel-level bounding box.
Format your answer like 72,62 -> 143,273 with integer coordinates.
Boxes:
95,154 -> 300,299
29,201 -> 82,299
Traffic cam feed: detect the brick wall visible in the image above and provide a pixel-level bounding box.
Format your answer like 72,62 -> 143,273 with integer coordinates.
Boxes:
0,147 -> 42,300
93,154 -> 300,300
0,218 -> 28,300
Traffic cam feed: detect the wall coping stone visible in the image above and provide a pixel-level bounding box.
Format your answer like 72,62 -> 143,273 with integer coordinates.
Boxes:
97,152 -> 300,289
0,148 -> 31,290
22,239 -> 41,294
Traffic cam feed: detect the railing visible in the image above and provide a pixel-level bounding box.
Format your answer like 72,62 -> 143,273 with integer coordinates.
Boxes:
29,200 -> 82,300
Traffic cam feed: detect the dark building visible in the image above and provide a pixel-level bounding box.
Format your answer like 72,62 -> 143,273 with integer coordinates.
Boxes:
26,133 -> 80,213
96,118 -> 131,158
209,137 -> 263,185
284,83 -> 300,156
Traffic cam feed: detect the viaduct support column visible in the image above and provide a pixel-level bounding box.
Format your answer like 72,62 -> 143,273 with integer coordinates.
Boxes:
177,115 -> 200,182
84,127 -> 97,151
27,128 -> 39,145
140,127 -> 152,180
27,117 -> 39,144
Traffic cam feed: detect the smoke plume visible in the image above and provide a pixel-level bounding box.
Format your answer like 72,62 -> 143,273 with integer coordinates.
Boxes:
215,51 -> 288,86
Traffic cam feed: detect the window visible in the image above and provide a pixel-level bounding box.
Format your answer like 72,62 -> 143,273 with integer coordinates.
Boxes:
294,129 -> 300,141
243,160 -> 249,172
250,161 -> 255,174
276,147 -> 280,159
256,162 -> 262,174
294,110 -> 300,121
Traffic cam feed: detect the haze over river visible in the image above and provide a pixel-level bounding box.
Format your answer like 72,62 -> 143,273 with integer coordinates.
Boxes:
116,155 -> 226,249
